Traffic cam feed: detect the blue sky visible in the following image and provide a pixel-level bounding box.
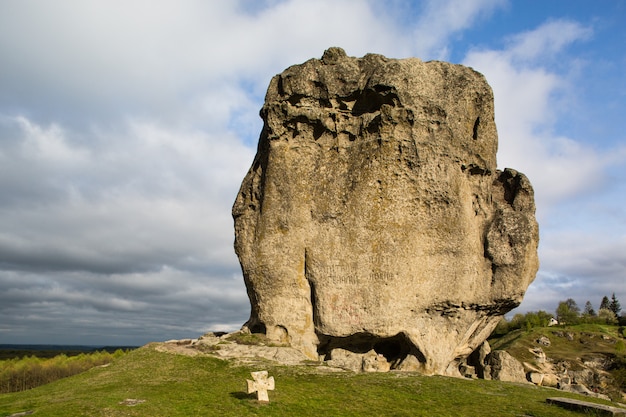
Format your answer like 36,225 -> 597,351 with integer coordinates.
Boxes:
0,0 -> 624,345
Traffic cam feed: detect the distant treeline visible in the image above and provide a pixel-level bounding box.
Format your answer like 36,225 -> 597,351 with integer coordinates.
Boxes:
492,293 -> 625,337
0,349 -> 130,393
0,345 -> 137,360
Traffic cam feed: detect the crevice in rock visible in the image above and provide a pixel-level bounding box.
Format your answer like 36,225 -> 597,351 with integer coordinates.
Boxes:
312,121 -> 326,139
496,169 -> 522,208
308,281 -> 320,328
426,302 -> 461,318
351,86 -> 399,116
287,93 -> 306,106
365,114 -> 383,134
472,117 -> 480,140
304,249 -> 321,329
248,322 -> 266,335
461,163 -> 488,175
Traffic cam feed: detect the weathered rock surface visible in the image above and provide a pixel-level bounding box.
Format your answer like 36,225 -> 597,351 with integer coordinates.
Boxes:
487,350 -> 528,383
326,348 -> 392,373
467,340 -> 492,379
547,398 -> 626,416
154,332 -> 310,366
233,47 -> 539,376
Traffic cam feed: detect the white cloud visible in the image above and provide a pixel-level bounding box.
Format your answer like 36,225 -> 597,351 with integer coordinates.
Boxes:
505,19 -> 592,62
13,116 -> 89,164
0,114 -> 251,274
541,232 -> 626,282
463,19 -> 624,209
410,0 -> 507,59
0,0 -> 408,127
466,19 -> 626,316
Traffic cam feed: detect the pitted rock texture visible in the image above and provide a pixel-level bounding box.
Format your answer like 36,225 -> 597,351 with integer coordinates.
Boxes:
233,47 -> 539,376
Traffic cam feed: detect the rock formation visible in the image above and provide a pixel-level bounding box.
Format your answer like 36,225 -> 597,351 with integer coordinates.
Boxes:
486,350 -> 528,383
233,47 -> 539,376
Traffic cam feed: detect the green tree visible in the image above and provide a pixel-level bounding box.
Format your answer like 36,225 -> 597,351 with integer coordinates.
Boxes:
536,310 -> 553,327
522,310 -> 552,329
509,313 -> 525,331
583,300 -> 596,317
556,299 -> 580,325
597,308 -> 618,325
600,295 -> 610,310
492,316 -> 509,336
609,293 -> 622,317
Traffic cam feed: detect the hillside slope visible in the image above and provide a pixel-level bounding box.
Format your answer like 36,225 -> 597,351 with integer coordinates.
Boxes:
0,342 -> 623,417
490,324 -> 626,401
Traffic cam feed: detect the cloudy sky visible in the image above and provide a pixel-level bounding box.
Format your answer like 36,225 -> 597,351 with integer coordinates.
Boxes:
1,0 -> 624,346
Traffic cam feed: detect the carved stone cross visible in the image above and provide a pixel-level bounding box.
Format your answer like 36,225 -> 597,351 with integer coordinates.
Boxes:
246,370 -> 275,403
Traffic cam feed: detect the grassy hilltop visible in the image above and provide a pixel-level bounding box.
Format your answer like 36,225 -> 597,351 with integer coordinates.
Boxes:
490,323 -> 626,400
1,340 -> 623,417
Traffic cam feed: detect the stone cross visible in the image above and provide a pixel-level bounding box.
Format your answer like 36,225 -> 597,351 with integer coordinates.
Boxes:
246,370 -> 275,403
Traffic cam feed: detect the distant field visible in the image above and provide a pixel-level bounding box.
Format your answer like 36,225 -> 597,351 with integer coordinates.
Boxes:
0,348 -> 133,394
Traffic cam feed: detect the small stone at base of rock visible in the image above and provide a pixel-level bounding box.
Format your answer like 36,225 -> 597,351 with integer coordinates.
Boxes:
559,383 -> 611,401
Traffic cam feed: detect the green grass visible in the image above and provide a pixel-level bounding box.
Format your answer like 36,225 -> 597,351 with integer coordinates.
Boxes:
0,343 -> 621,416
224,332 -> 286,347
490,324 -> 624,365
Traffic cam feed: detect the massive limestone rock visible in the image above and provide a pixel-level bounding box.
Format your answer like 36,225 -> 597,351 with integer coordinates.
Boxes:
233,47 -> 539,376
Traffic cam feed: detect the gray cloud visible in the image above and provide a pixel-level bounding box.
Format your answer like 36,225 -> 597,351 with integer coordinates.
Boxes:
0,0 -> 420,345
0,0 -> 624,345
0,267 -> 249,345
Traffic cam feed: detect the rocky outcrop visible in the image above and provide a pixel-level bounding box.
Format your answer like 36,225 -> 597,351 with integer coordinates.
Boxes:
326,348 -> 392,373
504,331 -> 622,400
233,48 -> 539,376
155,332 -> 310,366
487,350 -> 528,383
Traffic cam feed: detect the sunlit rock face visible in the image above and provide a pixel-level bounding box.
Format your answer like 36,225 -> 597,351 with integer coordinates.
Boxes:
233,47 -> 539,376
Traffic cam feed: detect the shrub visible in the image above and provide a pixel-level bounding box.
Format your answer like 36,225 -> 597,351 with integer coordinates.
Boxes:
556,299 -> 580,325
491,310 -> 554,337
609,355 -> 626,391
597,308 -> 618,325
0,350 -> 127,393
